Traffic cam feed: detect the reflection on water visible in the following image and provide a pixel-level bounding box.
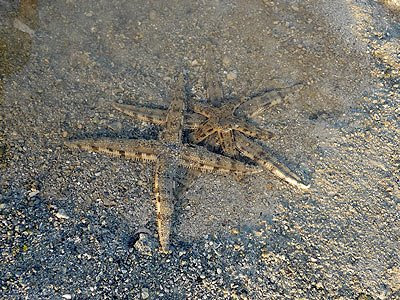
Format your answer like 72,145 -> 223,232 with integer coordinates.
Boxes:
0,0 -> 38,166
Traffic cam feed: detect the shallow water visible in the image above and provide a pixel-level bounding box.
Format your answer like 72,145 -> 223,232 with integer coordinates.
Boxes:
1,0 -> 399,298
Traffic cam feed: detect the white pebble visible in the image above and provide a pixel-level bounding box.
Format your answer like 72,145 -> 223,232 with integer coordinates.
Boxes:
226,71 -> 237,80
28,190 -> 39,198
141,288 -> 149,299
55,210 -> 70,220
222,55 -> 231,67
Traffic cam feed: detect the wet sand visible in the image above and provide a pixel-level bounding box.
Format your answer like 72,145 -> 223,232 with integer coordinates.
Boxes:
1,0 -> 399,298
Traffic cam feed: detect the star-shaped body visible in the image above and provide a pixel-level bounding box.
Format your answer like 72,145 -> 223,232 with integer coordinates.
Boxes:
65,75 -> 261,252
112,51 -> 309,190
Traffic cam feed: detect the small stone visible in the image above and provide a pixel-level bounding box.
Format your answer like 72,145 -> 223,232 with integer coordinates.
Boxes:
108,121 -> 122,131
62,295 -> 72,300
28,190 -> 39,198
55,210 -> 70,220
62,131 -> 68,138
102,198 -> 117,207
291,5 -> 300,11
141,288 -> 149,299
0,144 -> 5,156
226,71 -> 237,80
217,268 -> 222,275
191,59 -> 199,66
231,228 -> 239,234
134,233 -> 155,256
222,55 -> 231,67
149,10 -> 157,21
315,282 -> 323,289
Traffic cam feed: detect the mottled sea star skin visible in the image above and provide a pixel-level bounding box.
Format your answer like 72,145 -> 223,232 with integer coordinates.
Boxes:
111,49 -> 309,190
65,74 -> 262,253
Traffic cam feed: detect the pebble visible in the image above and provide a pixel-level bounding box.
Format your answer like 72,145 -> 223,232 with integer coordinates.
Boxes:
62,295 -> 72,300
28,190 -> 40,198
108,121 -> 122,132
291,5 -> 300,11
141,288 -> 149,299
231,228 -> 239,235
163,76 -> 172,82
315,282 -> 324,289
226,71 -> 237,80
149,10 -> 157,21
134,233 -> 155,256
55,210 -> 70,220
222,55 -> 231,67
61,131 -> 68,138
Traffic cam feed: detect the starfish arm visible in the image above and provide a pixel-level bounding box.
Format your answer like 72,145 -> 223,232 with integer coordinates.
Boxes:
180,144 -> 261,176
65,138 -> 160,161
161,74 -> 185,143
189,101 -> 217,118
232,119 -> 274,141
113,101 -> 206,130
190,119 -> 218,143
205,44 -> 224,106
235,133 -> 310,190
217,130 -> 238,157
224,96 -> 250,113
112,102 -> 168,125
184,112 -> 207,129
154,158 -> 177,253
239,83 -> 303,118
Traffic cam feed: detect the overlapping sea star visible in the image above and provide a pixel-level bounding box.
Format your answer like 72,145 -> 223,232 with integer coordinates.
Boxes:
65,74 -> 262,252
112,51 -> 309,190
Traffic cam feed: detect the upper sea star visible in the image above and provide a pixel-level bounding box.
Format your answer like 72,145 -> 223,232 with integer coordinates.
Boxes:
111,50 -> 309,190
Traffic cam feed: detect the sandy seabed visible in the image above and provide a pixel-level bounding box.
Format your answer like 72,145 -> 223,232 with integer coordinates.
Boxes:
1,0 -> 399,299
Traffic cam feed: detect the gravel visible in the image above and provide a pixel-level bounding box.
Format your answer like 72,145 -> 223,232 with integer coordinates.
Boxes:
1,0 -> 399,299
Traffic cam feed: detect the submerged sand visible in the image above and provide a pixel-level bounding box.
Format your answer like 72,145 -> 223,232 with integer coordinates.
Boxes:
1,0 -> 399,298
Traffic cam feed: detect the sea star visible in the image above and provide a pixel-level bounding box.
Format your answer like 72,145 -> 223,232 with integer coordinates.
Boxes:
111,53 -> 309,190
65,74 -> 261,252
